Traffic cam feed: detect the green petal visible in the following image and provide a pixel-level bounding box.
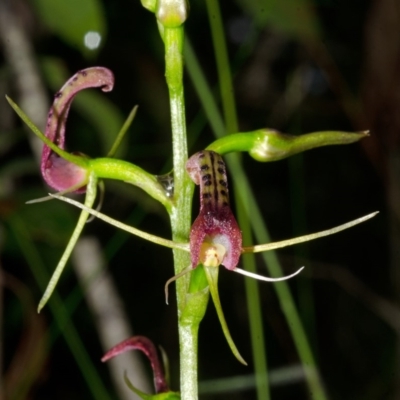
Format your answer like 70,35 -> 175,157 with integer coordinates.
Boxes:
203,266 -> 247,365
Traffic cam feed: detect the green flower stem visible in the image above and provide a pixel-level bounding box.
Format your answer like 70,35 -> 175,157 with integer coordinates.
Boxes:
162,18 -> 198,399
179,269 -> 209,399
88,158 -> 171,211
207,129 -> 369,162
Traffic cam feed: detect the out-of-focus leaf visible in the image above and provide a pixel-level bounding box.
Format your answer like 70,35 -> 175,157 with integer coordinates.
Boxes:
236,0 -> 320,40
32,0 -> 107,56
40,58 -> 127,157
12,188 -> 78,245
3,272 -> 48,400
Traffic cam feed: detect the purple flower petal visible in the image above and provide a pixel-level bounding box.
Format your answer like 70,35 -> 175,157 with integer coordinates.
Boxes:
102,335 -> 169,394
41,67 -> 114,192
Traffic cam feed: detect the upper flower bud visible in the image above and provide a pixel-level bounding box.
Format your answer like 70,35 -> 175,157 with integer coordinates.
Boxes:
206,129 -> 370,162
156,0 -> 188,28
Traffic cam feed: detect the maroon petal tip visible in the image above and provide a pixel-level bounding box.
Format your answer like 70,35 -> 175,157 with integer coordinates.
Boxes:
41,67 -> 114,192
102,336 -> 169,394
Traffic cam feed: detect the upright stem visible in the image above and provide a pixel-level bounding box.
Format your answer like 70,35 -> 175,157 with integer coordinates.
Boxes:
163,25 -> 198,399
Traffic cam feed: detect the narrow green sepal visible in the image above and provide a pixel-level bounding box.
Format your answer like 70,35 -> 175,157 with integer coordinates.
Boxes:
207,129 -> 369,162
107,105 -> 138,158
37,172 -> 98,312
188,264 -> 209,294
6,95 -> 89,169
124,372 -> 181,400
180,270 -> 209,327
203,266 -> 247,365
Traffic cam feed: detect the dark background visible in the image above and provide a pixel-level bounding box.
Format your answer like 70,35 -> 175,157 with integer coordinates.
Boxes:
0,0 -> 398,399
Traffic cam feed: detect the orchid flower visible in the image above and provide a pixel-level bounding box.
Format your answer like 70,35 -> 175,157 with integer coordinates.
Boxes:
27,67 -> 114,312
102,336 -> 180,399
7,66 -> 377,363
7,68 -> 171,312
41,67 -> 114,193
50,151 -> 377,364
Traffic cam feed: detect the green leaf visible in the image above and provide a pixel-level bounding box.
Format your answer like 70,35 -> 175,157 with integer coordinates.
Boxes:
32,0 -> 107,56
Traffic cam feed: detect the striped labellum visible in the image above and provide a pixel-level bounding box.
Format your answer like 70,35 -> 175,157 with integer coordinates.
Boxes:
186,150 -> 242,270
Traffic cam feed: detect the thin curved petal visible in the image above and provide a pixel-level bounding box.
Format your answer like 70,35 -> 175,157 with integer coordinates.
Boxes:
102,335 -> 169,394
41,67 -> 114,192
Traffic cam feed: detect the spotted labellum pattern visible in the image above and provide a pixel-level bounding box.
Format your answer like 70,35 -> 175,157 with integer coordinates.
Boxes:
186,150 -> 242,270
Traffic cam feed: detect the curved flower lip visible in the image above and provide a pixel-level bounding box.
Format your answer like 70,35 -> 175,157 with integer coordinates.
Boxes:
190,209 -> 242,270
102,335 -> 169,394
41,67 -> 114,192
187,150 -> 242,270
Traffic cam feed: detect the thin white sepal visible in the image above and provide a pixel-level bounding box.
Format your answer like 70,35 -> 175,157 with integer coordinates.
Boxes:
232,266 -> 305,282
26,182 -> 86,204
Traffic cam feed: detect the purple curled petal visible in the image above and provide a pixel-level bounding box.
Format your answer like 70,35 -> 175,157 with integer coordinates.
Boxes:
41,67 -> 115,192
43,156 -> 88,191
101,335 -> 169,394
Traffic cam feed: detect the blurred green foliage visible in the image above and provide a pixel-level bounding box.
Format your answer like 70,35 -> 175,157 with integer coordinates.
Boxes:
1,0 -> 393,399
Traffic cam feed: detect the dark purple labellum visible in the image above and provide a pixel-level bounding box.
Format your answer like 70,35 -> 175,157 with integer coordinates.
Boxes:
186,150 -> 242,270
